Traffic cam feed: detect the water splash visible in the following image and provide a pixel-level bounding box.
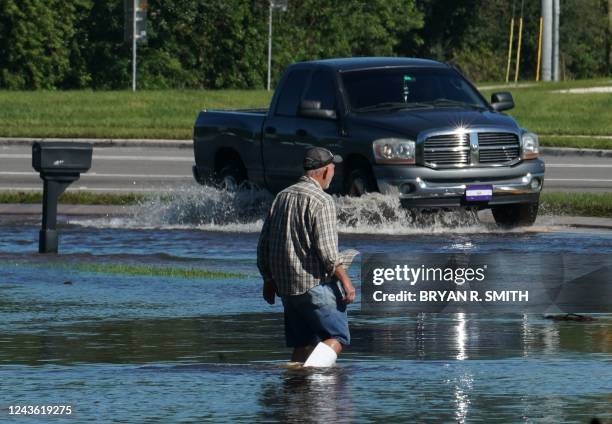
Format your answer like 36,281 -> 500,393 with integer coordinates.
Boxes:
71,183 -> 558,235
334,192 -> 484,234
134,184 -> 273,228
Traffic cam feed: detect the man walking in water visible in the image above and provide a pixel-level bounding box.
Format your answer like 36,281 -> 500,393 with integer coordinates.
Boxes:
257,147 -> 357,367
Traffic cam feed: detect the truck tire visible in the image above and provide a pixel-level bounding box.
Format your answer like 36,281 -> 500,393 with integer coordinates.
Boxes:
216,160 -> 246,191
492,202 -> 539,228
346,168 -> 377,197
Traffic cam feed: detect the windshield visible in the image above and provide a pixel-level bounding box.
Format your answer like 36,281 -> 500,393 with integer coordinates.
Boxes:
341,67 -> 488,112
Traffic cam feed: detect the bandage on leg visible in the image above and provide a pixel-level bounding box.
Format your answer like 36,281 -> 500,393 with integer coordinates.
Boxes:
303,342 -> 337,367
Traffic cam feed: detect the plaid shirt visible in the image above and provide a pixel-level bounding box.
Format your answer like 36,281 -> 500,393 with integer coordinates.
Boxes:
257,176 -> 340,297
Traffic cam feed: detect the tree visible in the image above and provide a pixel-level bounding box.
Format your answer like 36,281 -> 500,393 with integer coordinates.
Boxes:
559,0 -> 609,79
273,0 -> 423,86
0,0 -> 87,89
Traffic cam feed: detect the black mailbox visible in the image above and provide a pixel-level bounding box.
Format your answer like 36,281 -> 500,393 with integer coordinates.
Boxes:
33,142 -> 92,175
32,141 -> 93,253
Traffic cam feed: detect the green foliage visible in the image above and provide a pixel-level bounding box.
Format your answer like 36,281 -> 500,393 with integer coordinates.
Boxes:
0,0 -> 609,89
541,192 -> 612,218
0,191 -> 146,205
81,0 -> 131,89
558,0 -> 610,79
68,263 -> 246,279
0,0 -> 423,89
272,0 -> 423,83
0,0 -> 88,89
416,0 -> 610,83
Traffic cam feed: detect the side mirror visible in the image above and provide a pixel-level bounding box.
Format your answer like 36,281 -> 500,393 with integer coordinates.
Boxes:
490,92 -> 515,112
299,100 -> 337,120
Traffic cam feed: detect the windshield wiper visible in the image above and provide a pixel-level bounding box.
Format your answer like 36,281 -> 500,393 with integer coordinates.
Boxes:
354,102 -> 433,113
423,99 -> 488,110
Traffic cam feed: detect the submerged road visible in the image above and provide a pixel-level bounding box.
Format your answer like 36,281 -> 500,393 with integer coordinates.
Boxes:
0,144 -> 610,193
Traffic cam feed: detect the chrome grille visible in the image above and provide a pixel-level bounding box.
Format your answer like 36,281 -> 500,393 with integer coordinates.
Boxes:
478,132 -> 520,164
423,133 -> 470,166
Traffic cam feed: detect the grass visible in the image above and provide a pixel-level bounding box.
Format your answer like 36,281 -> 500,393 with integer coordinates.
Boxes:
2,190 -> 610,218
0,78 -> 610,147
479,78 -> 612,142
68,263 -> 246,279
539,136 -> 611,150
540,192 -> 612,218
0,191 -> 145,205
0,90 -> 271,140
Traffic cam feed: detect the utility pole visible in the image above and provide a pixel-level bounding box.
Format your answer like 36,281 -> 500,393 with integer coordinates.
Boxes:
266,0 -> 288,91
552,0 -> 560,81
132,2 -> 137,92
608,0 -> 612,72
541,0 -> 552,81
124,0 -> 147,91
267,2 -> 272,91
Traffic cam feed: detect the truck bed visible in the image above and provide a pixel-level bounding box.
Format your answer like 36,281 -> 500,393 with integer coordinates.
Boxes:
193,108 -> 268,185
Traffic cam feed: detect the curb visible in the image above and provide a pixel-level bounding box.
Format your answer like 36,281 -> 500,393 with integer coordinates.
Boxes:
0,137 -> 192,148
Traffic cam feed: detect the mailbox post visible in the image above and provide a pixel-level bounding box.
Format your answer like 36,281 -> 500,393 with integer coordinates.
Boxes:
32,142 -> 93,253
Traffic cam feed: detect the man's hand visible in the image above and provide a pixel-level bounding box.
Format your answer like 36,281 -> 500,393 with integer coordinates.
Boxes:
334,264 -> 356,304
263,279 -> 277,305
342,280 -> 356,304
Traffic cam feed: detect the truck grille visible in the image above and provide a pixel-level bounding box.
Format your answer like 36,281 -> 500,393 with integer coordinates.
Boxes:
423,131 -> 520,167
423,133 -> 470,166
478,132 -> 520,164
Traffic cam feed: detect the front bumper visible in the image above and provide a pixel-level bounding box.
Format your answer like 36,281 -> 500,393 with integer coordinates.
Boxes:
373,159 -> 545,208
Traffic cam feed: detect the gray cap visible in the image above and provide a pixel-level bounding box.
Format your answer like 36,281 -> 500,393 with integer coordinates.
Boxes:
303,147 -> 343,170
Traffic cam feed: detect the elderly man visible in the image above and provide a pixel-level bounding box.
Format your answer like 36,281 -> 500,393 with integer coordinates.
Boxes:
257,147 -> 357,367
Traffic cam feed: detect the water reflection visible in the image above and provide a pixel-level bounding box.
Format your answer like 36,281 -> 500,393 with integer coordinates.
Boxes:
455,313 -> 468,360
1,313 -> 610,365
454,370 -> 473,424
260,369 -> 353,423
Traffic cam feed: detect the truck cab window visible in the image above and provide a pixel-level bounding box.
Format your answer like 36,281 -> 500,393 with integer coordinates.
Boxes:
275,69 -> 310,116
342,68 -> 486,111
303,70 -> 336,111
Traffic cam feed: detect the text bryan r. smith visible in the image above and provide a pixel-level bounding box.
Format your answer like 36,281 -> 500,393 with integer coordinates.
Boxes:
372,290 -> 529,303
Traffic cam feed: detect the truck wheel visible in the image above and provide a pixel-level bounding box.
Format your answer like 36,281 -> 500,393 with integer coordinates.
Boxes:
216,160 -> 246,191
346,168 -> 377,197
492,202 -> 539,228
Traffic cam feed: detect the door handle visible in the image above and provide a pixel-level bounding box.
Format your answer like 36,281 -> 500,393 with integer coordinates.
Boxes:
265,126 -> 276,135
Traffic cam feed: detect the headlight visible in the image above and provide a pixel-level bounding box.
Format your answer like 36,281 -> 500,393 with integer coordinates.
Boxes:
522,132 -> 539,159
373,138 -> 415,164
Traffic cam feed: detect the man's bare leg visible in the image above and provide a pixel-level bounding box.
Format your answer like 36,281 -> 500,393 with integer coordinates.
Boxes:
322,338 -> 343,355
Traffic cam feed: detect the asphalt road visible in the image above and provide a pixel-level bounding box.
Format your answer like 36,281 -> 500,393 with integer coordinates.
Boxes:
0,145 -> 610,193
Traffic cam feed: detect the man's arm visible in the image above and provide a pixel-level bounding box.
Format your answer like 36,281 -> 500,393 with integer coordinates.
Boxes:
257,211 -> 277,304
312,199 -> 356,304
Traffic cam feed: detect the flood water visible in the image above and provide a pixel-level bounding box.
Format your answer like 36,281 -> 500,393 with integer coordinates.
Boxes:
1,188 -> 611,423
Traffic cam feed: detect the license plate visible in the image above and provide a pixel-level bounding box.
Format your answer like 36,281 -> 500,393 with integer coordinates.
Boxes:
465,185 -> 493,201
